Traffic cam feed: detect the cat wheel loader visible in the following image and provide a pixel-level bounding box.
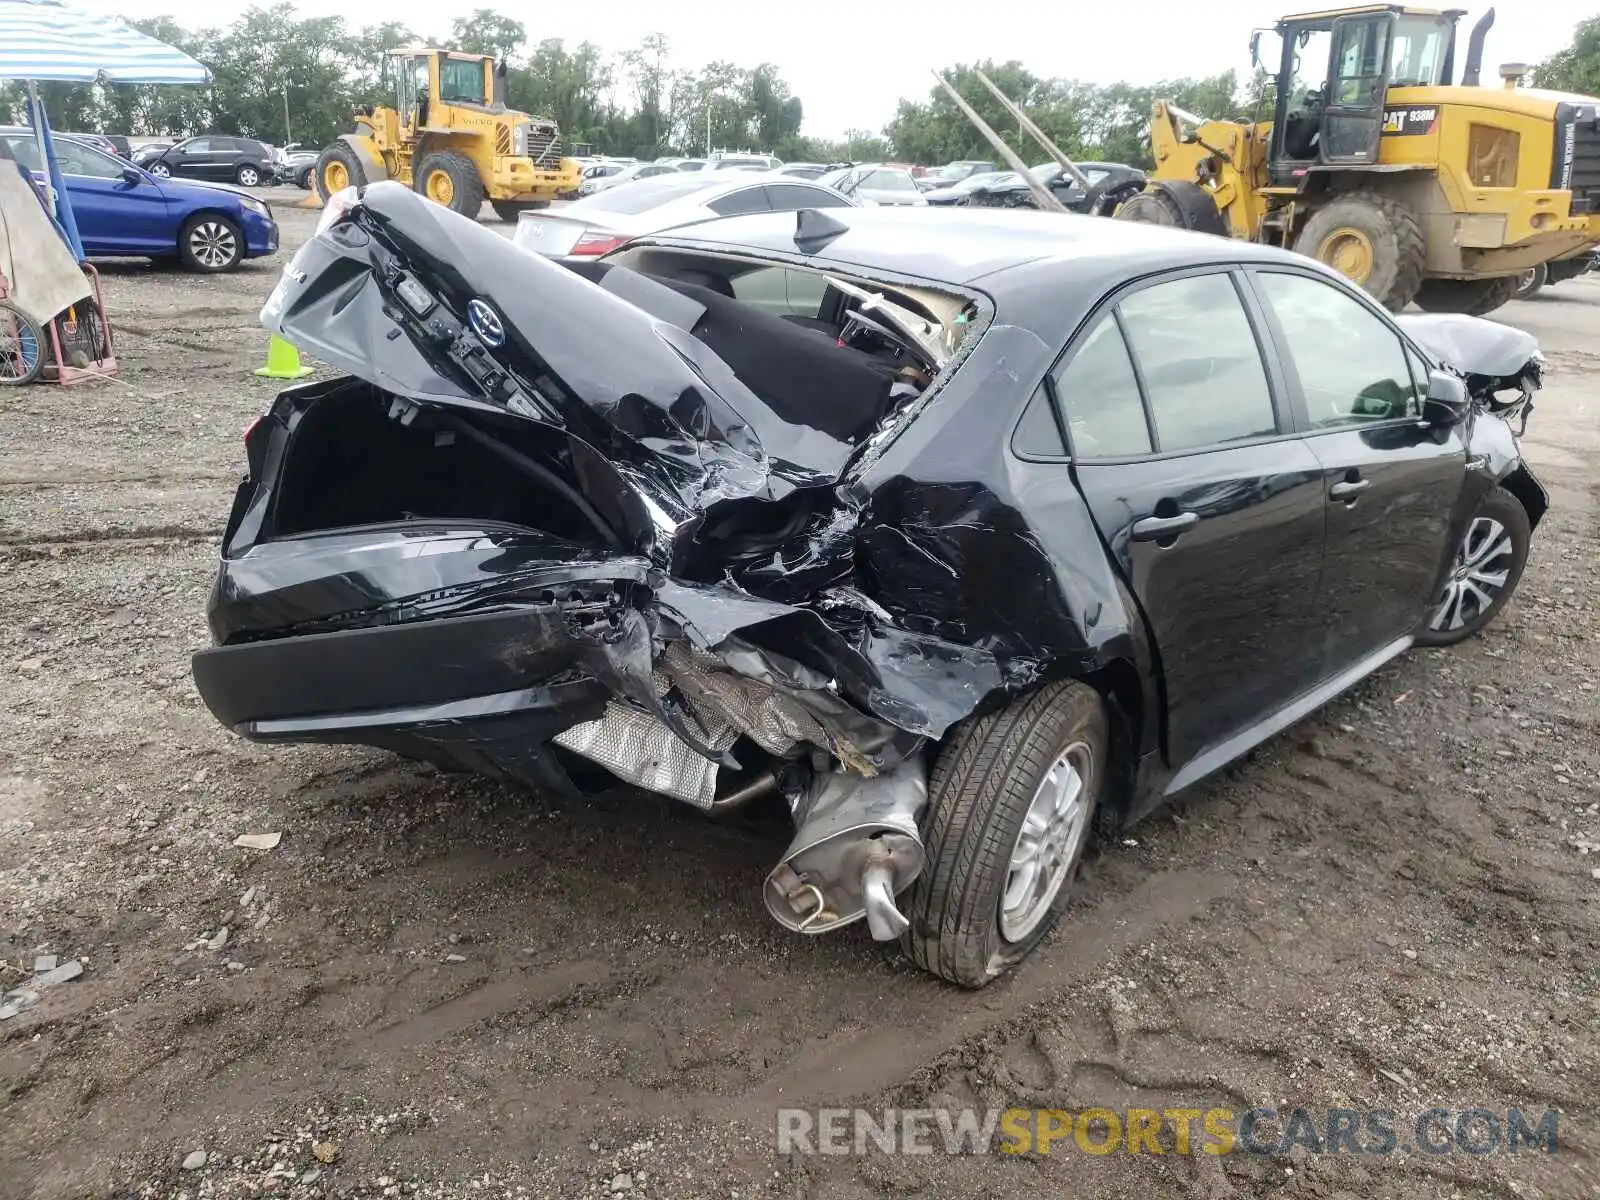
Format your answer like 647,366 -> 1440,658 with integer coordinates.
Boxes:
315,48 -> 582,221
1118,6 -> 1600,314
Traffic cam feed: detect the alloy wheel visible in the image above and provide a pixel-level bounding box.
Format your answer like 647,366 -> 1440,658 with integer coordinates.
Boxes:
239,166 -> 259,186
188,221 -> 239,270
1429,516 -> 1513,633
999,742 -> 1093,942
151,163 -> 171,178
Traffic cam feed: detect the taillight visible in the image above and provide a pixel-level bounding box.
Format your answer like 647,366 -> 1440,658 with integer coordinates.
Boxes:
569,230 -> 630,256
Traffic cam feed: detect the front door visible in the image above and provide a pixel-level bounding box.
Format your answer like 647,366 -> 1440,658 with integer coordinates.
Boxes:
170,138 -> 212,179
52,139 -> 172,254
1320,14 -> 1395,164
1049,269 -> 1329,772
1246,267 -> 1465,671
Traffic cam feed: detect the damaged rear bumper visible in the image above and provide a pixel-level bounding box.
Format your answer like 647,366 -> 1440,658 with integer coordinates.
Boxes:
193,524 -> 950,940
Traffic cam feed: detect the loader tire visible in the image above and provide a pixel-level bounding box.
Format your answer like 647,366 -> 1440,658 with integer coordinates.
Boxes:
1114,181 -> 1228,236
1293,192 -> 1425,311
1514,264 -> 1547,300
900,679 -> 1107,989
1413,274 -> 1524,317
415,151 -> 486,218
490,199 -> 550,222
315,143 -> 365,202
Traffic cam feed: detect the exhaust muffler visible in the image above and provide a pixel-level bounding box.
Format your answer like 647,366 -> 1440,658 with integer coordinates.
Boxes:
763,754 -> 929,941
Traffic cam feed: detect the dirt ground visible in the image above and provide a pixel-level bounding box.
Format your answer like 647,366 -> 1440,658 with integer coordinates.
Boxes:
1,190 -> 1597,1200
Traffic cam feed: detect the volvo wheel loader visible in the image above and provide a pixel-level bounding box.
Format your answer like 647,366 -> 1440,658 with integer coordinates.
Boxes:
1118,6 -> 1600,314
315,48 -> 582,221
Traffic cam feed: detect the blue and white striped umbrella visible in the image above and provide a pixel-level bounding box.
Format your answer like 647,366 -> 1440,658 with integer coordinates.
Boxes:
0,0 -> 211,84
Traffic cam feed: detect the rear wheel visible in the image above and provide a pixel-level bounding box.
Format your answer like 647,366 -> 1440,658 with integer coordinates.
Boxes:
1413,274 -> 1523,316
315,143 -> 365,202
490,199 -> 550,222
1514,264 -> 1547,300
415,151 -> 485,217
178,214 -> 244,273
235,164 -> 262,187
901,679 -> 1107,988
1292,192 -> 1426,311
1417,487 -> 1531,646
0,300 -> 45,386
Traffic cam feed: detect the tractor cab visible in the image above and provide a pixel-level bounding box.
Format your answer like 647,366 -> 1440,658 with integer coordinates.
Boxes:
1256,5 -> 1468,185
384,48 -> 505,135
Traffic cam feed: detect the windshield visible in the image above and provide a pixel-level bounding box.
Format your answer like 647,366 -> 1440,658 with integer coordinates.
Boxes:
1389,15 -> 1450,87
438,56 -> 487,104
1028,163 -> 1111,186
961,172 -> 1014,191
569,172 -> 722,215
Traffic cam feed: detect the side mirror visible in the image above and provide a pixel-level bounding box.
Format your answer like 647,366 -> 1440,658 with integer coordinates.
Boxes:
1422,369 -> 1470,426
120,166 -> 142,185
1250,31 -> 1262,67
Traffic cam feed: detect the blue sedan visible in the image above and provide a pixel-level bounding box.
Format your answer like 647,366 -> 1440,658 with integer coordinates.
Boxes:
0,128 -> 278,273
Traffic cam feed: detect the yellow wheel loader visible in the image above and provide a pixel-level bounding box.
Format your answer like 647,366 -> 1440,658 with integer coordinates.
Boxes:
1119,6 -> 1600,314
315,47 -> 582,221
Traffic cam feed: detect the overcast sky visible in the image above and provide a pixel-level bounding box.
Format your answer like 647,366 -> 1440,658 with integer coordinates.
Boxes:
92,0 -> 1594,139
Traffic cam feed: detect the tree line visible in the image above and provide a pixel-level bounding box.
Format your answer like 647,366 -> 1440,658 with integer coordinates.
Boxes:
0,5 -> 1595,167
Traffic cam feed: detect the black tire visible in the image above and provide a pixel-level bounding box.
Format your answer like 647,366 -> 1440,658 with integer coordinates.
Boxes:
177,213 -> 244,273
489,198 -> 550,222
1416,487 -> 1531,647
1514,263 -> 1547,300
235,163 -> 263,187
1293,192 -> 1426,311
414,150 -> 485,217
314,142 -> 366,202
1412,274 -> 1523,316
149,162 -> 172,179
1113,181 -> 1228,236
296,166 -> 315,190
901,680 -> 1108,988
1091,182 -> 1145,217
1116,187 -> 1185,226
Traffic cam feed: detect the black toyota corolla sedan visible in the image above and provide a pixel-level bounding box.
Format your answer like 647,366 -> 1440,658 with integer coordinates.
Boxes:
194,187 -> 1546,987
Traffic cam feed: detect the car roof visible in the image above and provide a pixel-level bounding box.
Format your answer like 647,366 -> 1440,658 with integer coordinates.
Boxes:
638,204 -> 1313,338
571,169 -> 837,214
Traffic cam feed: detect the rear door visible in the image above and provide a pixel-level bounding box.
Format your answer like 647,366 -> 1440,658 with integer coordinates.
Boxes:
169,137 -> 212,179
1050,269 -> 1329,772
1246,266 -> 1465,671
1320,13 -> 1395,163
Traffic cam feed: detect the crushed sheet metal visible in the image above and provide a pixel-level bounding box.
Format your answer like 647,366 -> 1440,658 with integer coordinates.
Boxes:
660,641 -> 820,757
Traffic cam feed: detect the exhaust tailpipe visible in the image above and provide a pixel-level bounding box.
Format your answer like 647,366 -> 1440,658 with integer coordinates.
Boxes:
764,754 -> 928,941
1461,8 -> 1495,86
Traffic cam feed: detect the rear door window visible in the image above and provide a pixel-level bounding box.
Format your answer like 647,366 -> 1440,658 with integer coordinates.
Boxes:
730,266 -> 829,318
765,183 -> 850,209
707,185 -> 772,217
1049,314 -> 1152,457
1117,273 -> 1278,451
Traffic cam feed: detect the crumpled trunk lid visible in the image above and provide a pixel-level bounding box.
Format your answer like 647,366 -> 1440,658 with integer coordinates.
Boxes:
261,181 -> 856,531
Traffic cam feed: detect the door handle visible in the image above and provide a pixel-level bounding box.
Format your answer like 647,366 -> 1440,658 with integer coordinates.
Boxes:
1131,511 -> 1200,541
1329,478 -> 1371,501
